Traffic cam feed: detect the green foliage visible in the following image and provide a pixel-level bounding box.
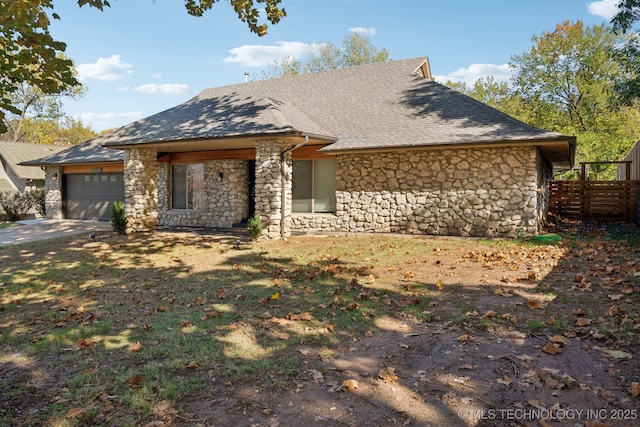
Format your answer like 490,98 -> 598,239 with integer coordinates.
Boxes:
0,2 -> 80,134
32,188 -> 46,217
0,1 -> 286,135
247,212 -> 263,239
448,20 -> 640,176
261,33 -> 390,79
611,0 -> 640,33
0,190 -> 41,221
109,198 -> 127,234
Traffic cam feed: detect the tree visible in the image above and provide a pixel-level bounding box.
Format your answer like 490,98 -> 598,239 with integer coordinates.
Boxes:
2,66 -> 87,142
444,76 -> 511,110
509,20 -> 640,177
0,1 -> 286,134
262,33 -> 390,79
611,0 -> 640,33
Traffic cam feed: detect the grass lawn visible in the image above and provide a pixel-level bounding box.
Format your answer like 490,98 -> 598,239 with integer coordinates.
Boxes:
1,226 -> 639,426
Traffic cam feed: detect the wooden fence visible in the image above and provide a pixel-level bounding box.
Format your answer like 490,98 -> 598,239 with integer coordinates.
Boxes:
549,180 -> 640,222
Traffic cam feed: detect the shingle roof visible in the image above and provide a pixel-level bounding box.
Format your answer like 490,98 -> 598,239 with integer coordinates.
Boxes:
19,137 -> 123,167
0,141 -> 69,179
26,58 -> 575,166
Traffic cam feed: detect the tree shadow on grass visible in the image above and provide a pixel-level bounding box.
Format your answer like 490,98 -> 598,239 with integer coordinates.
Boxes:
0,229 -> 638,426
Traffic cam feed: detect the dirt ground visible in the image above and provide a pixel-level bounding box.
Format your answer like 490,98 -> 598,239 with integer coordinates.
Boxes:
1,220 -> 639,427
170,222 -> 639,427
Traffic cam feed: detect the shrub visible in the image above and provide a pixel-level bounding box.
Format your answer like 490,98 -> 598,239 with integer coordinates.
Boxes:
247,213 -> 263,239
110,198 -> 127,234
31,189 -> 46,217
0,190 -> 40,221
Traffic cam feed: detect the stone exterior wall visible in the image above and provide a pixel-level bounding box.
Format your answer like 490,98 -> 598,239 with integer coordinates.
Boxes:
290,213 -> 338,233
331,146 -> 545,238
255,140 -> 292,238
278,146 -> 547,238
157,159 -> 249,227
44,166 -> 63,219
124,148 -> 158,233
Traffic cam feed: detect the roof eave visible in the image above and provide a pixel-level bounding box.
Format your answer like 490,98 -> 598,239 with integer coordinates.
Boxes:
102,131 -> 338,149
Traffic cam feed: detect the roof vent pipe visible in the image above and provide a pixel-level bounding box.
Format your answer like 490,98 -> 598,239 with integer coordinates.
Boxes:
244,72 -> 249,83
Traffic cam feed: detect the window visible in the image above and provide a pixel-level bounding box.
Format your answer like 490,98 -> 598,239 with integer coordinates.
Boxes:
292,159 -> 336,213
171,164 -> 205,210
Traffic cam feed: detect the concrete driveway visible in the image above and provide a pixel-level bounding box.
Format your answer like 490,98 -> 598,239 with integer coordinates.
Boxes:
0,219 -> 113,247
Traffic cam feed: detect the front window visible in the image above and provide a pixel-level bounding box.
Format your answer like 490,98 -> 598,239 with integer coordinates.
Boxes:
171,164 -> 205,210
292,159 -> 336,213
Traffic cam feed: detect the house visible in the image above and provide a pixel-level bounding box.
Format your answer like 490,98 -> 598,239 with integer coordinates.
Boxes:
23,58 -> 576,238
0,141 -> 68,193
20,138 -> 124,221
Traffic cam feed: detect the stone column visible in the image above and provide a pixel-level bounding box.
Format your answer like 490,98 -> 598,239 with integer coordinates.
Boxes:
44,166 -> 63,219
254,140 -> 291,238
123,147 -> 158,233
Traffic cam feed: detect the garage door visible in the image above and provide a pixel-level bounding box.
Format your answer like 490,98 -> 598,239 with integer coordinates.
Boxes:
64,174 -> 124,220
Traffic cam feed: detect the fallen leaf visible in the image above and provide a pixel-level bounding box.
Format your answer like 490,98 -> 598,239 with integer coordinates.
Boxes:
527,300 -> 544,309
342,379 -> 359,391
378,367 -> 399,383
496,375 -> 512,386
436,279 -> 444,290
542,342 -> 563,355
273,331 -> 290,340
187,361 -> 200,369
548,335 -> 568,345
285,312 -> 314,321
608,294 -> 623,301
600,349 -> 633,360
457,331 -> 472,342
484,310 -> 496,318
130,341 -> 143,352
270,292 -> 281,300
126,374 -> 145,388
628,381 -> 640,397
621,284 -> 635,294
65,407 -> 87,418
575,318 -> 592,327
76,338 -> 94,349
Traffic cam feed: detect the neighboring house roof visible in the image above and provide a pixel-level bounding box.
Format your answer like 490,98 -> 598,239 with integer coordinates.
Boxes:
0,178 -> 15,193
19,137 -> 124,167
24,58 -> 576,168
0,141 -> 68,179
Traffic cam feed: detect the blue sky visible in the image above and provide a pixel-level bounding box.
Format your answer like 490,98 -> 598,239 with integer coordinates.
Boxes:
48,0 -> 620,132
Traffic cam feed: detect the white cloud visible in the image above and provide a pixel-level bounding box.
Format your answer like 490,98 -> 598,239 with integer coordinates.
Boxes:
587,0 -> 619,20
132,83 -> 190,95
76,55 -> 133,81
435,63 -> 512,86
224,41 -> 311,67
349,27 -> 377,36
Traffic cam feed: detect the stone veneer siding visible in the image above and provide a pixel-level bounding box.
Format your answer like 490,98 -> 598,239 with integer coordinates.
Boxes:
157,159 -> 249,227
290,146 -> 549,238
255,140 -> 292,239
124,148 -> 158,233
44,166 -> 63,219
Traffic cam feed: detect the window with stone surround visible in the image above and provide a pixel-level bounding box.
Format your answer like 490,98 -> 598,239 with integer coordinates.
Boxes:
171,164 -> 205,210
292,159 -> 336,213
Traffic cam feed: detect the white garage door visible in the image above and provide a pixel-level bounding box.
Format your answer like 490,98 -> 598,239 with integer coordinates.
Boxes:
64,174 -> 124,220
